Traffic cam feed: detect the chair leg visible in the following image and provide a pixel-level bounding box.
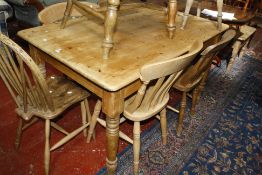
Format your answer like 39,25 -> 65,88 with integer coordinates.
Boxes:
196,0 -> 201,17
87,100 -> 102,143
181,0 -> 194,29
239,41 -> 249,59
177,91 -> 187,136
15,118 -> 23,149
133,121 -> 140,175
44,119 -> 51,175
190,87 -> 199,116
227,40 -> 241,72
191,71 -> 209,116
167,0 -> 177,39
81,100 -> 87,137
160,108 -> 167,145
198,70 -> 209,100
60,0 -> 73,29
84,99 -> 95,139
216,0 -> 223,31
246,33 -> 255,48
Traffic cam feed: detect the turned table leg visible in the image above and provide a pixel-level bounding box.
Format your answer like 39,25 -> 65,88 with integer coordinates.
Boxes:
103,91 -> 124,174
103,0 -> 120,59
167,0 -> 177,38
105,115 -> 120,174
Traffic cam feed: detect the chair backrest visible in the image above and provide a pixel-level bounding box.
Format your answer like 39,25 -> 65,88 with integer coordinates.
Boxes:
233,0 -> 251,11
0,33 -> 54,120
38,2 -> 99,24
224,0 -> 235,6
126,40 -> 203,113
179,29 -> 236,85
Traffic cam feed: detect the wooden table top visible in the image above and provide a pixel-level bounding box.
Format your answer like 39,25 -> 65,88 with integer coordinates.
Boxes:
18,6 -> 228,92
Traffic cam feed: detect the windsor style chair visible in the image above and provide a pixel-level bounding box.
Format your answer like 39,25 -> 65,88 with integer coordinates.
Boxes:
181,0 -> 223,30
227,25 -> 256,71
86,40 -> 203,174
0,33 -> 93,175
168,29 -> 236,136
38,2 -> 81,24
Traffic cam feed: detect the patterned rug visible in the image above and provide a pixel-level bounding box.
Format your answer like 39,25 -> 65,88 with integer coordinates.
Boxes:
97,55 -> 262,175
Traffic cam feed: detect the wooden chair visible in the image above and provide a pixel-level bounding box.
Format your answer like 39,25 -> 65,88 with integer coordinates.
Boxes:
0,33 -> 93,175
227,25 -> 256,72
38,2 -> 98,24
168,29 -> 236,136
181,0 -> 224,30
233,0 -> 252,11
223,0 -> 235,6
86,40 -> 203,174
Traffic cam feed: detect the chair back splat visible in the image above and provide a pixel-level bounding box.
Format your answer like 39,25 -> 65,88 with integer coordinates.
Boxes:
125,40 -> 203,120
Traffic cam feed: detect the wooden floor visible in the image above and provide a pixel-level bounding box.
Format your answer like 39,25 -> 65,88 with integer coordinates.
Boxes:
0,16 -> 261,175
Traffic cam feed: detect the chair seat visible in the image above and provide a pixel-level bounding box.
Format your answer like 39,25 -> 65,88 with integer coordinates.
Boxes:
123,93 -> 169,122
47,75 -> 90,111
16,75 -> 90,120
238,25 -> 256,41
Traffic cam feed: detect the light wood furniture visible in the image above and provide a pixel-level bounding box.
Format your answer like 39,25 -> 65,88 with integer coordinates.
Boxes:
168,29 -> 236,136
178,0 -> 256,26
227,25 -> 256,71
18,7 -> 229,174
0,33 -> 93,175
60,0 -> 178,59
178,0 -> 256,72
181,0 -> 224,30
86,41 -> 203,174
178,1 -> 256,28
38,2 -> 86,24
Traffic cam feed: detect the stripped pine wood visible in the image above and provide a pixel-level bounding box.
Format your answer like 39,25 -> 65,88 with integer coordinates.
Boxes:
169,29 -> 236,136
18,7 -> 228,92
0,33 -> 97,175
60,1 -> 178,59
38,1 -> 99,24
18,7 -> 229,174
181,0 -> 223,30
87,41 -> 203,175
227,25 -> 256,72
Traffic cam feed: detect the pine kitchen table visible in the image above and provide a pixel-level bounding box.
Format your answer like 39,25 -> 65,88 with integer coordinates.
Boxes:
18,6 -> 228,174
